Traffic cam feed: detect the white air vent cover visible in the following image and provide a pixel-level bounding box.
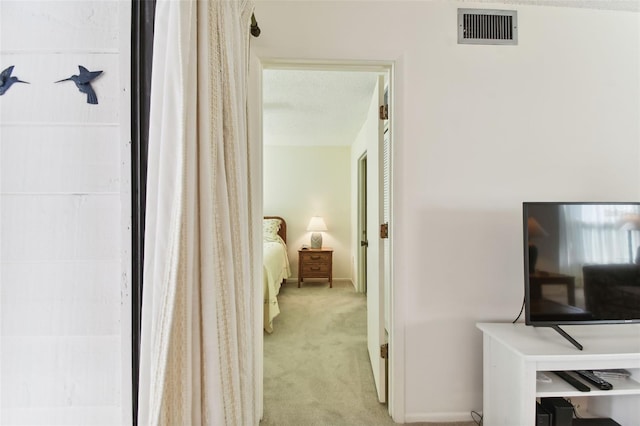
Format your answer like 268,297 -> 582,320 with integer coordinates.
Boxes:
458,9 -> 518,45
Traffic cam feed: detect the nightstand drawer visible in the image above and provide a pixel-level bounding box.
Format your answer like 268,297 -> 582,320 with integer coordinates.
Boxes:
299,252 -> 331,263
301,263 -> 330,275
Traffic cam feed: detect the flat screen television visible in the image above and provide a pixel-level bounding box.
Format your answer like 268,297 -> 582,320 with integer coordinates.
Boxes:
523,202 -> 640,348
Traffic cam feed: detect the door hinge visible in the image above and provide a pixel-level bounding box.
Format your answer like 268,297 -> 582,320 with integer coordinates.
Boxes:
380,343 -> 389,359
380,223 -> 389,239
379,104 -> 388,120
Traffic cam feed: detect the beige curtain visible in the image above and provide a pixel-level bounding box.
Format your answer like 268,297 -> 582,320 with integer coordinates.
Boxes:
138,0 -> 256,424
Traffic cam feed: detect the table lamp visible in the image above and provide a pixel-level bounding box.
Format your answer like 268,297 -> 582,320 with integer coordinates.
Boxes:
527,217 -> 548,273
619,213 -> 640,263
307,216 -> 327,249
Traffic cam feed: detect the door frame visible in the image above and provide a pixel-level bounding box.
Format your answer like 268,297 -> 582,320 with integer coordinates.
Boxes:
248,57 -> 402,421
357,152 -> 368,294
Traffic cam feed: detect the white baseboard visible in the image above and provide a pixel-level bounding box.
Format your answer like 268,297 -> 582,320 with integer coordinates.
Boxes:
403,411 -> 476,423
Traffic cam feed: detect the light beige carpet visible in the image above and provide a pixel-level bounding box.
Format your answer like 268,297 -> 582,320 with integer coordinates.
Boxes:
261,280 -> 477,426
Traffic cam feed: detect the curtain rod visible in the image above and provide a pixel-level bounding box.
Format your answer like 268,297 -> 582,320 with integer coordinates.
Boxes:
251,13 -> 261,37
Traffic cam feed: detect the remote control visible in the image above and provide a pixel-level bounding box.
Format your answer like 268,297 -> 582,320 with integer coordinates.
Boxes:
554,371 -> 591,392
575,370 -> 613,390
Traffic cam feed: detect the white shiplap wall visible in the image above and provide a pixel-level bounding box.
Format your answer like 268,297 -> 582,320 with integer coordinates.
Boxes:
1,1 -> 130,424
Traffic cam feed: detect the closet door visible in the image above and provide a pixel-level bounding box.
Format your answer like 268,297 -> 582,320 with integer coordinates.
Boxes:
367,74 -> 387,403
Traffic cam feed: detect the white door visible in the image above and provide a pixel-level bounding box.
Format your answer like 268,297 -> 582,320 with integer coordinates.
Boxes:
367,74 -> 388,403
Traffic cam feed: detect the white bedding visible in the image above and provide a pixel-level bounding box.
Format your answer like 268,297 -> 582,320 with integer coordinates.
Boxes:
263,237 -> 291,333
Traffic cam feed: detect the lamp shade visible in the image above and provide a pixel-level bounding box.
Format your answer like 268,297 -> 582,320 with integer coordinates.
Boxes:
620,214 -> 640,231
307,216 -> 328,232
527,217 -> 548,238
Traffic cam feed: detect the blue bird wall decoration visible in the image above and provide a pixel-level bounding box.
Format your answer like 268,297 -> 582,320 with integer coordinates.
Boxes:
0,66 -> 29,96
55,65 -> 103,104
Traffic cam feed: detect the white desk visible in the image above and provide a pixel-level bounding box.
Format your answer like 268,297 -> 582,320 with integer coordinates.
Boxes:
477,323 -> 640,425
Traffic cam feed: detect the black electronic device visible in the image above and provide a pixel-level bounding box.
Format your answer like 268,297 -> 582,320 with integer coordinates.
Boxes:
540,397 -> 574,426
554,371 -> 591,392
572,419 -> 622,426
523,202 -> 640,349
574,370 -> 613,390
536,402 -> 552,426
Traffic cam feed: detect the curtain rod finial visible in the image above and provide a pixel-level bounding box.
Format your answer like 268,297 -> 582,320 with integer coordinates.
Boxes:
251,13 -> 261,37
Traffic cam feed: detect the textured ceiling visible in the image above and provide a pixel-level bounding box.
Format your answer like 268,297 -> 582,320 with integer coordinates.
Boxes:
263,69 -> 379,147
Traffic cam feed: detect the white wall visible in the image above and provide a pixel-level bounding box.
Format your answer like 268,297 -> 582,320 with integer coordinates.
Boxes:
252,1 -> 640,422
0,2 -> 131,424
263,145 -> 352,280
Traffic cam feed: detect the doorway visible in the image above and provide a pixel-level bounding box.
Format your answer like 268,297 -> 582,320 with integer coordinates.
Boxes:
257,61 -> 394,421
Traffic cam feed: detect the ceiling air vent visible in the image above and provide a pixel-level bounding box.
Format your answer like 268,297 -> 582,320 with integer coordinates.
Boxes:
458,9 -> 518,45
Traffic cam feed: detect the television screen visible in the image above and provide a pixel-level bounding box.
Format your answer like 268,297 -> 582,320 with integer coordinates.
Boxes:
524,202 -> 640,325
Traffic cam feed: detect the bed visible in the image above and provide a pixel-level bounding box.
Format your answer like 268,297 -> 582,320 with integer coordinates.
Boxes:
263,216 -> 291,333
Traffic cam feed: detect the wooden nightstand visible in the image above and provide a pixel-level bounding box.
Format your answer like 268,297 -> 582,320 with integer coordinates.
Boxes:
298,247 -> 333,288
